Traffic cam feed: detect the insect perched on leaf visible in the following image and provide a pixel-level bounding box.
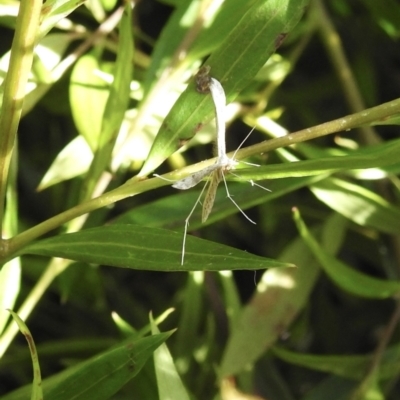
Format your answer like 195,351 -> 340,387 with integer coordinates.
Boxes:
157,68 -> 270,264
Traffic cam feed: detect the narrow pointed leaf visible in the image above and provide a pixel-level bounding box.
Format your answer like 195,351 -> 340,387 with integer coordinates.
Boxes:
272,345 -> 400,381
144,0 -> 260,93
38,135 -> 93,190
220,213 -> 346,377
8,311 -> 43,400
150,315 -> 190,400
294,208 -> 400,298
39,0 -> 86,39
69,54 -> 109,151
115,175 -> 323,230
83,3 -> 133,194
140,0 -> 310,175
1,333 -> 172,400
22,225 -> 292,271
311,177 -> 400,235
234,139 -> 400,180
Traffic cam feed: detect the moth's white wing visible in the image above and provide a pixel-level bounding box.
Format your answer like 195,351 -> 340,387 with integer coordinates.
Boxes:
209,78 -> 226,159
172,164 -> 219,190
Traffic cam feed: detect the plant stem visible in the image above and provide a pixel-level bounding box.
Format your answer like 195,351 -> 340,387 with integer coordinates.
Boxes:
112,0 -> 219,171
314,0 -> 380,145
238,97 -> 400,160
350,299 -> 400,400
22,5 -> 125,116
3,176 -> 163,260
0,0 -> 42,231
3,97 -> 400,261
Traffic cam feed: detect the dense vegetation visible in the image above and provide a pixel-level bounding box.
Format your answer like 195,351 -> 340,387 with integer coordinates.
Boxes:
1,0 -> 400,399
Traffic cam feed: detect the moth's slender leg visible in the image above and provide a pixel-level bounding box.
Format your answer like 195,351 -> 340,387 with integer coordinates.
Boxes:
221,172 -> 256,224
181,180 -> 210,265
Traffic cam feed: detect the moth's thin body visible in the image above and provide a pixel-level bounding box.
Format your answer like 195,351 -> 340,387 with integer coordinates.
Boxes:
202,168 -> 222,223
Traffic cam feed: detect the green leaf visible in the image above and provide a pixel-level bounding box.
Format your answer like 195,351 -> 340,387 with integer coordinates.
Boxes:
273,346 -> 368,380
302,376 -> 357,400
353,372 -> 385,400
174,272 -> 204,361
143,0 -> 260,93
115,175 -> 323,230
100,4 -> 133,149
2,333 -> 172,400
188,0 -> 260,60
140,0 -> 310,175
22,225 -> 292,271
293,208 -> 400,298
8,311 -> 43,400
150,315 -> 190,400
219,235 -> 319,378
142,0 -> 201,93
101,0 -> 118,12
310,177 -> 400,235
69,54 -> 109,151
219,213 -> 347,377
218,270 -> 242,330
82,3 -> 133,195
234,139 -> 400,180
272,344 -> 400,381
0,260 -> 20,335
38,136 -> 93,190
361,0 -> 400,38
39,0 -> 86,39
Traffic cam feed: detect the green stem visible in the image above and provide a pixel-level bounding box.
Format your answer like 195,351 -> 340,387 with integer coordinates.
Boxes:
0,0 -> 42,231
22,5 -> 125,116
350,299 -> 400,400
238,97 -> 400,159
3,97 -> 400,261
314,0 -> 380,145
4,176 -> 162,260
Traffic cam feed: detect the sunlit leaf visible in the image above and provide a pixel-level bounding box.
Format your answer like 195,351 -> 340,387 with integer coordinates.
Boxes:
235,139 -> 400,180
140,0 -> 310,175
38,135 -> 93,190
69,54 -> 109,151
310,177 -> 400,235
39,0 -> 86,39
0,260 -> 20,335
150,315 -> 189,400
82,2 -> 133,194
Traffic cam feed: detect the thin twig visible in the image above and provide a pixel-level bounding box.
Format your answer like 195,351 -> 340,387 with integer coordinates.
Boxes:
351,299 -> 400,400
314,0 -> 380,145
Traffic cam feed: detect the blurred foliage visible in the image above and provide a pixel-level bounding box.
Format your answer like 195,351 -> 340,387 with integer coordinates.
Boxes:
1,0 -> 400,399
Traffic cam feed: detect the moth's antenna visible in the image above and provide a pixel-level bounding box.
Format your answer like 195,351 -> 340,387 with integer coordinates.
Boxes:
232,126 -> 256,160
